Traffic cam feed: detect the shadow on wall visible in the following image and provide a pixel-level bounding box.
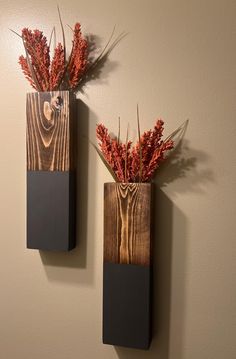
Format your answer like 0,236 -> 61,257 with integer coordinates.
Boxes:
156,138 -> 214,196
77,33 -> 122,94
39,100 -> 97,285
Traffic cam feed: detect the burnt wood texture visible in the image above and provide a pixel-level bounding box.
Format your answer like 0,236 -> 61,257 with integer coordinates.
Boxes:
26,91 -> 76,251
104,183 -> 152,266
27,91 -> 76,171
103,183 -> 153,350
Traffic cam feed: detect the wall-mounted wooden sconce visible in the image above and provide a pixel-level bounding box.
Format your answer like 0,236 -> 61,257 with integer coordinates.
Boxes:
103,183 -> 153,349
26,91 -> 76,251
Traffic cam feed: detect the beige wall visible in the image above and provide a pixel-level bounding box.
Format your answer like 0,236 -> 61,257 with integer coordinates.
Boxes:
0,0 -> 236,358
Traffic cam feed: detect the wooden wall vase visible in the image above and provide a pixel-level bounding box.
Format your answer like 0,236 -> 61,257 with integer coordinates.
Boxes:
26,91 -> 76,251
103,183 -> 153,349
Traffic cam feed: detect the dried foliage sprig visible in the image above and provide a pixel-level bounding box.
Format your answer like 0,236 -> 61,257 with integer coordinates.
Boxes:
12,9 -> 124,92
96,113 -> 174,183
67,23 -> 88,89
49,43 -> 65,90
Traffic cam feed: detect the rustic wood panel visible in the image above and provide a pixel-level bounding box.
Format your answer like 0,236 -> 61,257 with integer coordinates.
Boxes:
26,91 -> 76,171
104,183 -> 152,266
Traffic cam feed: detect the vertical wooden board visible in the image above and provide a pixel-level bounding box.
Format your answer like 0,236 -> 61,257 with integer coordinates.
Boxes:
26,91 -> 77,251
104,183 -> 152,266
26,91 -> 76,171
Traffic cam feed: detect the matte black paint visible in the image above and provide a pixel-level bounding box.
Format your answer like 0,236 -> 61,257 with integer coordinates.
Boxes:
103,262 -> 152,350
27,171 -> 76,251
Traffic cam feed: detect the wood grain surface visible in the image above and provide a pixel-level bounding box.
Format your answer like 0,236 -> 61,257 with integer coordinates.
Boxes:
26,91 -> 76,171
104,183 -> 152,266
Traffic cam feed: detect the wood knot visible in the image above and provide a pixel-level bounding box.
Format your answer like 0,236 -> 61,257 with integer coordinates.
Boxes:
52,96 -> 63,111
43,101 -> 53,123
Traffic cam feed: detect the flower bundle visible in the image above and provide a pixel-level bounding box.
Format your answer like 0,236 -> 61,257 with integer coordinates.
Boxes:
17,23 -> 88,91
96,117 -> 174,183
13,10 -> 122,92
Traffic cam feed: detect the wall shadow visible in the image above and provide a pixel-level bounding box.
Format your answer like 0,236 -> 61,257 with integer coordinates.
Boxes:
155,139 -> 214,196
39,100 -> 97,285
76,33 -> 124,94
114,189 -> 188,359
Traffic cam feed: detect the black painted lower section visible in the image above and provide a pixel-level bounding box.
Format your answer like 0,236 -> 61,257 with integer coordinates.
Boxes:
103,262 -> 152,350
27,171 -> 76,251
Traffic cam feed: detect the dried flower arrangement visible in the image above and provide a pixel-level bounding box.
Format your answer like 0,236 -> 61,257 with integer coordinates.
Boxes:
95,108 -> 175,183
11,8 -> 122,92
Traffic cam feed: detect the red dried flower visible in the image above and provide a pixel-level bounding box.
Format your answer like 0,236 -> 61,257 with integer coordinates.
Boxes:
16,15 -> 120,92
50,43 -> 65,90
96,124 -> 133,182
18,24 -> 89,91
21,28 -> 50,91
96,119 -> 174,183
68,23 -> 88,89
18,24 -> 88,91
18,55 -> 37,90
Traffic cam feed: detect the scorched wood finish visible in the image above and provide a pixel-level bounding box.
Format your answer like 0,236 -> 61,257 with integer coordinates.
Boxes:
26,91 -> 76,171
104,183 -> 152,266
